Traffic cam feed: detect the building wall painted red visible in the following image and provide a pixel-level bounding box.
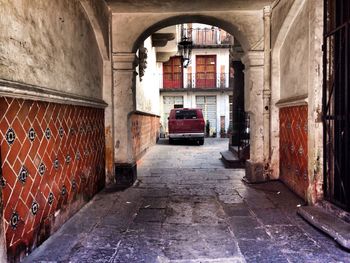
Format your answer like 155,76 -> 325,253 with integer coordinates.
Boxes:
0,97 -> 105,261
280,106 -> 308,200
130,113 -> 160,161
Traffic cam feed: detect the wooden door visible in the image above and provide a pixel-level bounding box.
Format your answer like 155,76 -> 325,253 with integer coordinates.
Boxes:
163,56 -> 183,89
196,55 -> 216,88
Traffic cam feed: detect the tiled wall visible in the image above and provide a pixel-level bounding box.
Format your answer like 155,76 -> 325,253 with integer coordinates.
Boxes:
280,106 -> 308,200
0,96 -> 105,261
130,113 -> 160,161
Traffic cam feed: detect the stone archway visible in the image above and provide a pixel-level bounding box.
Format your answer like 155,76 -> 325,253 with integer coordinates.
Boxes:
110,9 -> 270,186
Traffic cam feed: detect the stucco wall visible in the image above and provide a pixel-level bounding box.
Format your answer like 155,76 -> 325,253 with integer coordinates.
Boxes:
86,0 -> 110,56
271,0 -> 295,48
0,0 -> 102,99
279,1 -> 309,100
111,11 -> 264,53
136,37 -> 161,115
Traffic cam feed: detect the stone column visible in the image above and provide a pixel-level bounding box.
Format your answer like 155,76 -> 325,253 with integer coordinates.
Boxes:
242,51 -> 266,182
112,52 -> 138,187
263,6 -> 272,162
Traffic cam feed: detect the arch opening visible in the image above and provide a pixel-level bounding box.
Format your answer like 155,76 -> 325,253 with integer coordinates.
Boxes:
131,20 -> 248,165
132,15 -> 250,53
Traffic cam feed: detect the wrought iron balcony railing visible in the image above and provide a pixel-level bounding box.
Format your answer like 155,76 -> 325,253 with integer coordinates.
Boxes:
182,28 -> 234,46
162,73 -> 231,90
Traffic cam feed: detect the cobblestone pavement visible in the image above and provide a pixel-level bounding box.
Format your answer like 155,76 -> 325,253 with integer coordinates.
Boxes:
25,139 -> 350,263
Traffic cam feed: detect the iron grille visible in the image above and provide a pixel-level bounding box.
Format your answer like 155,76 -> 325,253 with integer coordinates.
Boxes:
323,0 -> 350,210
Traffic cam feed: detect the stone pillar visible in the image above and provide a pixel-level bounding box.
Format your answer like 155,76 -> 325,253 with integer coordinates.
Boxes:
242,51 -> 266,182
263,6 -> 272,162
112,52 -> 138,187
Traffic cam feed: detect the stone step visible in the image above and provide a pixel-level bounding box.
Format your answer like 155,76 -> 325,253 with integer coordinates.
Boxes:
220,150 -> 245,169
298,205 -> 350,249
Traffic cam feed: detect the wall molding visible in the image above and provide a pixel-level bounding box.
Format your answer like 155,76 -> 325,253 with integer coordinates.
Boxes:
0,79 -> 108,109
276,94 -> 308,108
130,110 -> 160,118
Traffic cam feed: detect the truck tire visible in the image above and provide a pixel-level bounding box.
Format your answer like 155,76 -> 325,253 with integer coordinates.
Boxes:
169,138 -> 174,145
198,138 -> 204,145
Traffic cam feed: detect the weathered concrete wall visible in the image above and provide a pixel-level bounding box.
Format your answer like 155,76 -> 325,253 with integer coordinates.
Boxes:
0,0 -> 102,99
85,0 -> 110,57
130,113 -> 160,161
270,0 -> 324,204
112,11 -> 264,54
279,1 -> 309,100
271,0 -> 295,48
0,97 -> 105,262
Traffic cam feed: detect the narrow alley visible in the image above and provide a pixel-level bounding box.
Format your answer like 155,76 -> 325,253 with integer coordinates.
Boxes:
24,139 -> 349,263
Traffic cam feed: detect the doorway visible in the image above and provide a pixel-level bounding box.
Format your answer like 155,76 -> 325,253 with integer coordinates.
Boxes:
323,0 -> 350,210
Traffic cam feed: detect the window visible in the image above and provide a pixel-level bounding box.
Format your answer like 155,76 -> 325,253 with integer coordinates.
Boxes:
175,110 -> 197,120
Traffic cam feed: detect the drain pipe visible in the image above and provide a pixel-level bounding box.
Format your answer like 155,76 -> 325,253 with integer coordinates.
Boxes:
263,6 -> 272,166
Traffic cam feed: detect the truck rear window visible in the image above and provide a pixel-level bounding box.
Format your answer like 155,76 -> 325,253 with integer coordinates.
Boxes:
175,110 -> 197,119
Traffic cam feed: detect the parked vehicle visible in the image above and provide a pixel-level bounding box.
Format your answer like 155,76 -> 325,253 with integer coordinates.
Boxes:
168,108 -> 205,145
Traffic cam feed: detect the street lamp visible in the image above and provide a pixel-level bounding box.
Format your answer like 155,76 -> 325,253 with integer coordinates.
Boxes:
178,33 -> 192,68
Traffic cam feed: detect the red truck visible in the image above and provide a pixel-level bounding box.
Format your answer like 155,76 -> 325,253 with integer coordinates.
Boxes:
168,108 -> 205,145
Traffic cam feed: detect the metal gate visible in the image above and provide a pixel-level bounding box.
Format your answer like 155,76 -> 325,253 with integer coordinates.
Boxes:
196,96 -> 217,135
163,96 -> 184,132
323,0 -> 350,210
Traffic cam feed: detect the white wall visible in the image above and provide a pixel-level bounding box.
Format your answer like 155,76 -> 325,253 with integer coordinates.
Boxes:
136,37 -> 161,115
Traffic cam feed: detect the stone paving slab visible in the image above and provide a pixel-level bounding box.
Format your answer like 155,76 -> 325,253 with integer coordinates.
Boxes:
24,139 -> 350,263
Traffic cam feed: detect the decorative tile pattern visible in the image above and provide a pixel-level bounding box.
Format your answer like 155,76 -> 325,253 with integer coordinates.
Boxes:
18,166 -> 28,184
28,128 -> 36,142
280,106 -> 308,200
6,128 -> 16,145
31,202 -> 39,215
0,96 -> 105,258
10,213 -> 19,229
38,163 -> 46,176
130,113 -> 160,161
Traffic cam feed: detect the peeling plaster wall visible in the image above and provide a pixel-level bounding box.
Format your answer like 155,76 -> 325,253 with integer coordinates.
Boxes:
271,0 -> 324,204
280,2 -> 309,100
0,0 -> 102,99
271,0 -> 295,48
111,11 -> 264,54
85,0 -> 110,57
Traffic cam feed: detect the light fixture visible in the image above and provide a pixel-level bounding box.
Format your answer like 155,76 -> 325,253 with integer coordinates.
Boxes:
178,26 -> 193,68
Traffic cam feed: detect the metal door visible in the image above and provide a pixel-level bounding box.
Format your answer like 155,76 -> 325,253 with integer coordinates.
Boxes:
196,96 -> 217,135
323,0 -> 350,210
163,96 -> 184,132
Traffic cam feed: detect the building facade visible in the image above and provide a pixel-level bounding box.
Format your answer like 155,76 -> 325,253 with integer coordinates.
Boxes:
158,24 -> 234,137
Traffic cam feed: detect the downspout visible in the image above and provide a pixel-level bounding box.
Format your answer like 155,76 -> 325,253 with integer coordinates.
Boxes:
263,6 -> 272,169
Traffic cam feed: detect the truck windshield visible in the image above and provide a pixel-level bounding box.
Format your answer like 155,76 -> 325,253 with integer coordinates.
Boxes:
175,110 -> 197,119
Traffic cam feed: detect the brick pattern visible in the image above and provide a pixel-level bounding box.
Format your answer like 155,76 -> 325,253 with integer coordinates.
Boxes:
130,114 -> 160,161
280,106 -> 308,200
0,96 -> 105,259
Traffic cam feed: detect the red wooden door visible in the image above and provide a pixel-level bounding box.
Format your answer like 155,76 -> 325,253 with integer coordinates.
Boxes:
163,57 -> 183,89
196,55 -> 216,88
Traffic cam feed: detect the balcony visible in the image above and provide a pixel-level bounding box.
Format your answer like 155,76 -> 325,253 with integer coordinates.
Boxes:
162,73 -> 232,91
182,28 -> 234,47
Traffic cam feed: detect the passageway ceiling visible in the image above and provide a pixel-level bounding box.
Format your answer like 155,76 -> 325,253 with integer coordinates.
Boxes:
106,0 -> 275,53
105,0 -> 274,12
